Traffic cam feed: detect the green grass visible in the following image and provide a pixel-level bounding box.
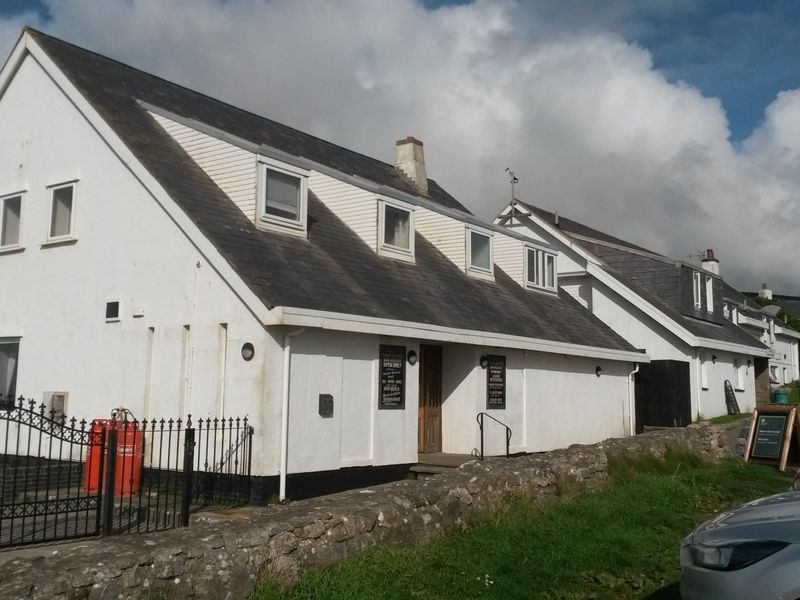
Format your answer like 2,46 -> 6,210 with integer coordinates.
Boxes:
252,450 -> 792,600
706,412 -> 752,425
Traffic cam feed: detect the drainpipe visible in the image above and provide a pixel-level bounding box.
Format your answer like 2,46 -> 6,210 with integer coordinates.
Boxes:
627,362 -> 639,435
279,327 -> 306,502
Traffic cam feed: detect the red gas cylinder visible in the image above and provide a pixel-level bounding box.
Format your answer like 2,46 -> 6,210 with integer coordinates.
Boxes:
84,416 -> 144,497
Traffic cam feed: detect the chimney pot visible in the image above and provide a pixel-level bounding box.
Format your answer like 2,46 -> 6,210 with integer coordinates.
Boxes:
394,137 -> 428,195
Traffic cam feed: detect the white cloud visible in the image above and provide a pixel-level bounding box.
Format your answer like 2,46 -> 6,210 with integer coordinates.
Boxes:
3,0 -> 800,292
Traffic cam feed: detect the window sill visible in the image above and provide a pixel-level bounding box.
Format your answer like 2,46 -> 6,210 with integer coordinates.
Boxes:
378,245 -> 415,263
105,318 -> 121,324
701,386 -> 709,391
735,387 -> 745,393
0,245 -> 24,256
41,236 -> 78,248
257,217 -> 307,238
467,266 -> 494,282
525,283 -> 558,295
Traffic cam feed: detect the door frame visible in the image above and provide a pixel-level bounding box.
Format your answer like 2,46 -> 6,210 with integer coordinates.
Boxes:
418,344 -> 443,453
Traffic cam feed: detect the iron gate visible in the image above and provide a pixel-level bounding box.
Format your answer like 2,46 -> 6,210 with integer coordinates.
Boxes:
0,397 -> 254,548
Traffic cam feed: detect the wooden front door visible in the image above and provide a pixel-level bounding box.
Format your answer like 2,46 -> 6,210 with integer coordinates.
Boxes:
418,345 -> 443,453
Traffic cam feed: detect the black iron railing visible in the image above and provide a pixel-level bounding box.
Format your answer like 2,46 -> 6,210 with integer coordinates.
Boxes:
0,396 -> 254,548
476,412 -> 512,460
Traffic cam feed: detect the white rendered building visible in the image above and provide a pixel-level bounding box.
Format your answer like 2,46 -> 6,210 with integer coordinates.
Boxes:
0,30 -> 647,499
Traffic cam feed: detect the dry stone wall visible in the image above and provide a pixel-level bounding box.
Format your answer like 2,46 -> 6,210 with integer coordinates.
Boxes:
0,421 -> 746,600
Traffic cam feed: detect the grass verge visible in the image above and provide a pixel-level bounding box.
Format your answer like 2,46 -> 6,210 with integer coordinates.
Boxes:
252,449 -> 792,600
706,411 -> 751,425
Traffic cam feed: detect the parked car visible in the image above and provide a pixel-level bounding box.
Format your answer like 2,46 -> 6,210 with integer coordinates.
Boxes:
681,490 -> 800,599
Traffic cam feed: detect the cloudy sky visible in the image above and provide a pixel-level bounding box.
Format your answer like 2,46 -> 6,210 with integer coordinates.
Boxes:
2,0 -> 800,293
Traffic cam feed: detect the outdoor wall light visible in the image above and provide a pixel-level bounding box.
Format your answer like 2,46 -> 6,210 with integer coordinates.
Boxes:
747,360 -> 752,368
595,366 -> 602,377
407,350 -> 418,366
479,355 -> 489,369
712,355 -> 718,364
241,342 -> 255,361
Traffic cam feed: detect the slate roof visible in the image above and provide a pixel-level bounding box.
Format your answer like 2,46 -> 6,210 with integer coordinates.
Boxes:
30,30 -> 468,215
516,201 -> 767,350
26,30 -> 638,354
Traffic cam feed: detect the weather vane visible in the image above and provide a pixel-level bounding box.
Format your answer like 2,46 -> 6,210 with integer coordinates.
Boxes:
505,167 -> 519,202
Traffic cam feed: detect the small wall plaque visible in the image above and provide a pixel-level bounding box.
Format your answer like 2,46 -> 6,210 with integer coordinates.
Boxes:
319,394 -> 334,418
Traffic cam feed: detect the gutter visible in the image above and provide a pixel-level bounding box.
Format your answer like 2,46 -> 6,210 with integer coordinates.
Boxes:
268,306 -> 650,363
279,327 -> 306,502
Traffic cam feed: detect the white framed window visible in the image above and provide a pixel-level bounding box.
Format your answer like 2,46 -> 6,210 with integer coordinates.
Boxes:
525,246 -> 557,291
692,271 -> 702,309
0,193 -> 22,249
466,227 -> 493,279
705,275 -> 714,313
47,182 -> 77,241
378,198 -> 415,262
700,353 -> 708,389
257,158 -> 308,234
0,340 -> 19,407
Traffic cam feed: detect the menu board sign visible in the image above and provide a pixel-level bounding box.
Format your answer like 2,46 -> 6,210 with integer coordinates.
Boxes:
379,345 -> 406,409
751,414 -> 787,459
486,355 -> 506,409
744,406 -> 800,472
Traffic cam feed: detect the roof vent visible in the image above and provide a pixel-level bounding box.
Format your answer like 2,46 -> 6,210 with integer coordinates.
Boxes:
701,248 -> 719,275
394,137 -> 428,195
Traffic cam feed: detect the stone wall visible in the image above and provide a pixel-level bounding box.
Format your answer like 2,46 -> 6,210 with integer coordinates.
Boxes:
0,421 -> 747,600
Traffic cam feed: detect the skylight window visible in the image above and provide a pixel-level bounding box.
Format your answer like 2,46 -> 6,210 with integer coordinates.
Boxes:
258,158 -> 308,234
525,247 -> 557,291
378,199 -> 414,261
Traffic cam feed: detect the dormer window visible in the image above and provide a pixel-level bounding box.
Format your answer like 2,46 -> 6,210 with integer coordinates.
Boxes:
378,198 -> 414,261
525,246 -> 557,291
258,158 -> 308,234
692,271 -> 702,309
705,275 -> 713,313
467,228 -> 493,279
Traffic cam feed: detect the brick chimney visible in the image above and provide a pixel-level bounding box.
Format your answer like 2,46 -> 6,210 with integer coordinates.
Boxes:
701,249 -> 719,275
394,137 -> 428,195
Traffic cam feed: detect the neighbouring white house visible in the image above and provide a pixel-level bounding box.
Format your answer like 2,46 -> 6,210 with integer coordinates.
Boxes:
0,29 -> 648,500
723,283 -> 800,386
495,202 -> 770,427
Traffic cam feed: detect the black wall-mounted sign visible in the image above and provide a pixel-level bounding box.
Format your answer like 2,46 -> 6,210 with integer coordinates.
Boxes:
379,345 -> 406,409
752,414 -> 787,459
486,355 -> 506,409
318,394 -> 334,418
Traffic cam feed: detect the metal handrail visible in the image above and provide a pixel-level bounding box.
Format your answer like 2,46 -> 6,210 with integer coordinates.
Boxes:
476,412 -> 512,460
